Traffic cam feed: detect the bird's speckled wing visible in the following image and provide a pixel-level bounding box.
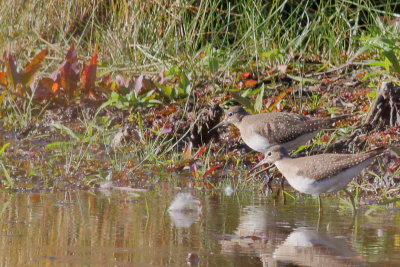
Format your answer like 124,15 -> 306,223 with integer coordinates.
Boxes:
295,148 -> 386,181
255,114 -> 347,145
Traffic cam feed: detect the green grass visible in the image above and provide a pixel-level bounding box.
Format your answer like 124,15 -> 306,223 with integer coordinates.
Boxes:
1,0 -> 399,75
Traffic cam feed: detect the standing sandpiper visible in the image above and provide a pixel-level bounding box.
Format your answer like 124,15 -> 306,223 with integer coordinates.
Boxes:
209,106 -> 348,153
260,145 -> 387,211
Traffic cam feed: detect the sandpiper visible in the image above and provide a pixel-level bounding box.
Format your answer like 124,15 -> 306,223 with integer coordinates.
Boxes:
260,145 -> 387,211
209,106 -> 348,153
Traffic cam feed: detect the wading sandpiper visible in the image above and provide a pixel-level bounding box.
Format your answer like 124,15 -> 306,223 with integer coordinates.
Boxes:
258,145 -> 387,211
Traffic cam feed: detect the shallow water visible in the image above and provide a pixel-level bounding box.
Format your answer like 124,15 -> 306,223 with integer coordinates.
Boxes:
0,189 -> 399,266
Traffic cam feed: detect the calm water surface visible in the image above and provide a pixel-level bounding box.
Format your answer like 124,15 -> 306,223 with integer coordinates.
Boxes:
0,189 -> 399,266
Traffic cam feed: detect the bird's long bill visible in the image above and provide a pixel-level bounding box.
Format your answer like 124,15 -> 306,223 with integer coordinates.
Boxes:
208,121 -> 226,133
250,159 -> 268,172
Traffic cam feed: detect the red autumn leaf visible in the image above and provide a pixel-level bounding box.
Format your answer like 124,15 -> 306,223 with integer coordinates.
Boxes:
242,72 -> 251,79
19,49 -> 47,87
320,135 -> 330,143
5,53 -> 19,90
195,144 -> 207,158
202,164 -> 222,179
58,45 -> 80,97
244,79 -> 257,88
81,47 -> 98,94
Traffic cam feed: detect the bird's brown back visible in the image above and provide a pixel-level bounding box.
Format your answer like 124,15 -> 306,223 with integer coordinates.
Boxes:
247,113 -> 348,145
294,147 -> 386,181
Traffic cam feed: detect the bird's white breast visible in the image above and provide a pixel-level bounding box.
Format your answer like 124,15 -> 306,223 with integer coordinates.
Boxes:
242,132 -> 271,153
275,161 -> 318,194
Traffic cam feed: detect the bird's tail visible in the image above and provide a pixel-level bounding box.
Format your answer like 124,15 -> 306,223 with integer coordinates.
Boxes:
330,114 -> 351,122
363,146 -> 389,158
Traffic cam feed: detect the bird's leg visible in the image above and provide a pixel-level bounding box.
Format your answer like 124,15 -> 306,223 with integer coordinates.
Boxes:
280,177 -> 285,192
282,187 -> 287,205
317,208 -> 323,231
262,173 -> 273,195
343,189 -> 357,213
318,195 -> 323,213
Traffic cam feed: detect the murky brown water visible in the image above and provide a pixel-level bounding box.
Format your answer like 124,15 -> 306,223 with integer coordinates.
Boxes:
0,189 -> 399,266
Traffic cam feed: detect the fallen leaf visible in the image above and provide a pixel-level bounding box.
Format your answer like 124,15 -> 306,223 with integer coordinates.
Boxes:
202,164 -> 222,178
197,52 -> 206,58
356,71 -> 366,78
242,72 -> 251,79
244,79 -> 257,88
195,144 -> 207,158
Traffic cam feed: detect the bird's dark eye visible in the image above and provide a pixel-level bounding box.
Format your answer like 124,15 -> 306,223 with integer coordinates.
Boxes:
267,151 -> 272,157
227,112 -> 233,117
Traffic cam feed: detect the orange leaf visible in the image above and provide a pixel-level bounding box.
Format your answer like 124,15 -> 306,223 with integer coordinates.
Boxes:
52,81 -> 60,94
197,52 -> 206,58
183,143 -> 192,161
356,72 -> 366,78
244,79 -> 257,88
81,47 -> 98,93
0,72 -> 6,86
20,49 -> 47,87
202,164 -> 222,179
320,135 -> 330,143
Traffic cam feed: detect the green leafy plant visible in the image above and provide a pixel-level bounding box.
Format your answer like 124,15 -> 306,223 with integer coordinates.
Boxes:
359,36 -> 400,78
